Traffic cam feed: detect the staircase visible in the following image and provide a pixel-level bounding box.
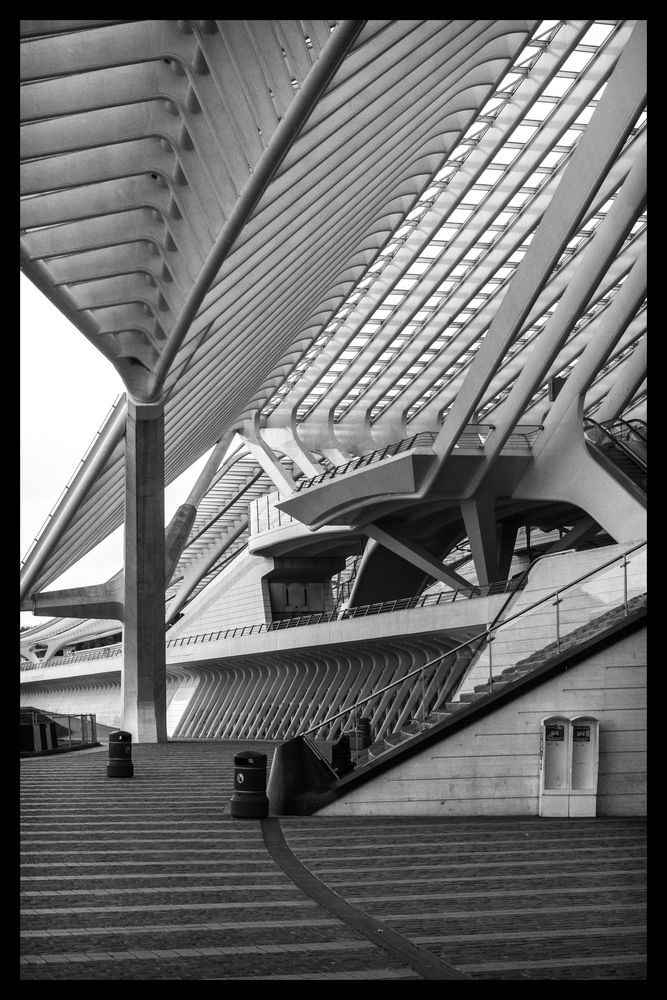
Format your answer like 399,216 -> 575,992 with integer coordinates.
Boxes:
347,592 -> 646,769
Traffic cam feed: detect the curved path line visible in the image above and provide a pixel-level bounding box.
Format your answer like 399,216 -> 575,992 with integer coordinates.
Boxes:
260,817 -> 470,981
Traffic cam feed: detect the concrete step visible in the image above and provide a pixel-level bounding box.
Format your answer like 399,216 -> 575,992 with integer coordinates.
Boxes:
458,691 -> 486,703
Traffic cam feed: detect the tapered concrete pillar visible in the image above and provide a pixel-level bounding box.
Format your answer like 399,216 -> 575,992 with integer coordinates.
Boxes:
122,398 -> 167,743
460,496 -> 500,587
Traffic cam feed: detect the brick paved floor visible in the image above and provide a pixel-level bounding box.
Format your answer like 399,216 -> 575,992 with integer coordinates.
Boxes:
20,741 -> 646,980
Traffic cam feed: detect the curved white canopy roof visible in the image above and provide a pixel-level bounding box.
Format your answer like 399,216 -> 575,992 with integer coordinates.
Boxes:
20,19 -> 646,606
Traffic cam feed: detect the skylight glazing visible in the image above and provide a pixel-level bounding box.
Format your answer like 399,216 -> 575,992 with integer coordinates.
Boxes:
259,20 -> 642,449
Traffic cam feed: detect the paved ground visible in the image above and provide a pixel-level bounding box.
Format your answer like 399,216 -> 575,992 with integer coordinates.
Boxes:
20,740 -> 647,980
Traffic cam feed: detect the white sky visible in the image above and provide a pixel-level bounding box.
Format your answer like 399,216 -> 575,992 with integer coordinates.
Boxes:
20,274 -> 210,628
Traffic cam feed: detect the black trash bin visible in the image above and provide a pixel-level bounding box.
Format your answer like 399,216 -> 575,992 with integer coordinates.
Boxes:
231,750 -> 268,818
107,730 -> 134,778
20,724 -> 34,753
332,734 -> 354,776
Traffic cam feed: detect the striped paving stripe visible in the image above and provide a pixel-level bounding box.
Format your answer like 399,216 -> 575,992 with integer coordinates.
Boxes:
23,918 -> 340,936
23,900 -> 320,914
20,940 -> 376,965
348,885 -> 645,904
21,871 -> 279,881
413,926 -> 646,944
213,969 -> 422,980
284,828 -> 645,842
21,847 -> 269,856
326,869 -> 646,888
23,830 -> 639,848
297,845 -> 645,861
381,903 -> 646,921
281,819 -> 646,833
22,884 -> 301,896
21,860 -> 278,868
305,858 -> 646,875
456,954 -> 647,974
23,902 -> 645,923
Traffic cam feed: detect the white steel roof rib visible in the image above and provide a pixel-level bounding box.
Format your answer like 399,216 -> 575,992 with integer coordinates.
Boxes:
164,450 -> 288,617
21,19 -> 539,599
264,20 -> 646,458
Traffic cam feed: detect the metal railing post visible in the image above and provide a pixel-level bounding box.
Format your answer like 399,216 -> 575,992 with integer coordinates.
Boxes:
622,556 -> 629,615
421,666 -> 426,726
67,716 -> 72,747
554,594 -> 562,652
352,705 -> 358,763
487,629 -> 494,685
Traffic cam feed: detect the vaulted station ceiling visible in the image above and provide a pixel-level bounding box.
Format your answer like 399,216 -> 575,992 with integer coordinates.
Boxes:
20,19 -> 646,608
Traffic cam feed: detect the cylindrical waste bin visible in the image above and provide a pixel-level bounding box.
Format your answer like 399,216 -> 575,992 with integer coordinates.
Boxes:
107,730 -> 134,778
231,750 -> 268,818
357,718 -> 372,748
332,734 -> 354,776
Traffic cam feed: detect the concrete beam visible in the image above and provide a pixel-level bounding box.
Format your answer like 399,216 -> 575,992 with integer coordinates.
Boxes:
544,517 -> 599,554
23,501 -> 195,622
238,419 -> 296,495
25,574 -> 124,622
363,524 -> 471,591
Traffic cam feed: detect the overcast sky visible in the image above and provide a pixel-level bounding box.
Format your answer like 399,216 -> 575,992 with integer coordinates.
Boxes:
20,274 -> 209,627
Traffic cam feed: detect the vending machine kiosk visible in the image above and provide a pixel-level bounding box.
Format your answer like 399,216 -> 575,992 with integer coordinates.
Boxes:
539,715 -> 599,817
569,716 -> 600,817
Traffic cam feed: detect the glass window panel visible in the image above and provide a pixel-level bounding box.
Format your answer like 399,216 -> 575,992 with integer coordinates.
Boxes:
542,75 -> 571,98
561,49 -> 593,73
508,124 -> 539,143
580,23 -> 614,47
491,146 -> 519,165
528,100 -> 555,122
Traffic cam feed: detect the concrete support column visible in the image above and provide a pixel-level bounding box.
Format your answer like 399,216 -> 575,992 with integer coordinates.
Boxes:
122,398 -> 167,743
238,418 -> 297,495
460,496 -> 500,586
497,521 -> 519,579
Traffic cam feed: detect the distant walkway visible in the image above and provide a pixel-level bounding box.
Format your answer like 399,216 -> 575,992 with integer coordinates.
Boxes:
21,741 -> 646,980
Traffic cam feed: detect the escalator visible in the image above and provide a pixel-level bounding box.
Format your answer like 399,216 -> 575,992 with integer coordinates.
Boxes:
584,417 -> 646,494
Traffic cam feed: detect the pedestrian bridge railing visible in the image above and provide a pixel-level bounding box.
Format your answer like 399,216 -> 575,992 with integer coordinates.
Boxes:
293,424 -> 543,493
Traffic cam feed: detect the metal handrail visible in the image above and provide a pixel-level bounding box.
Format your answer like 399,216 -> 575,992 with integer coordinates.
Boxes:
604,417 -> 647,444
626,417 -> 647,439
294,432 -> 438,492
295,539 -> 646,741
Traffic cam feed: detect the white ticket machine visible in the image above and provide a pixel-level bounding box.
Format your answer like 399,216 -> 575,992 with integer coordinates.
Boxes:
539,715 -> 600,817
569,716 -> 600,817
